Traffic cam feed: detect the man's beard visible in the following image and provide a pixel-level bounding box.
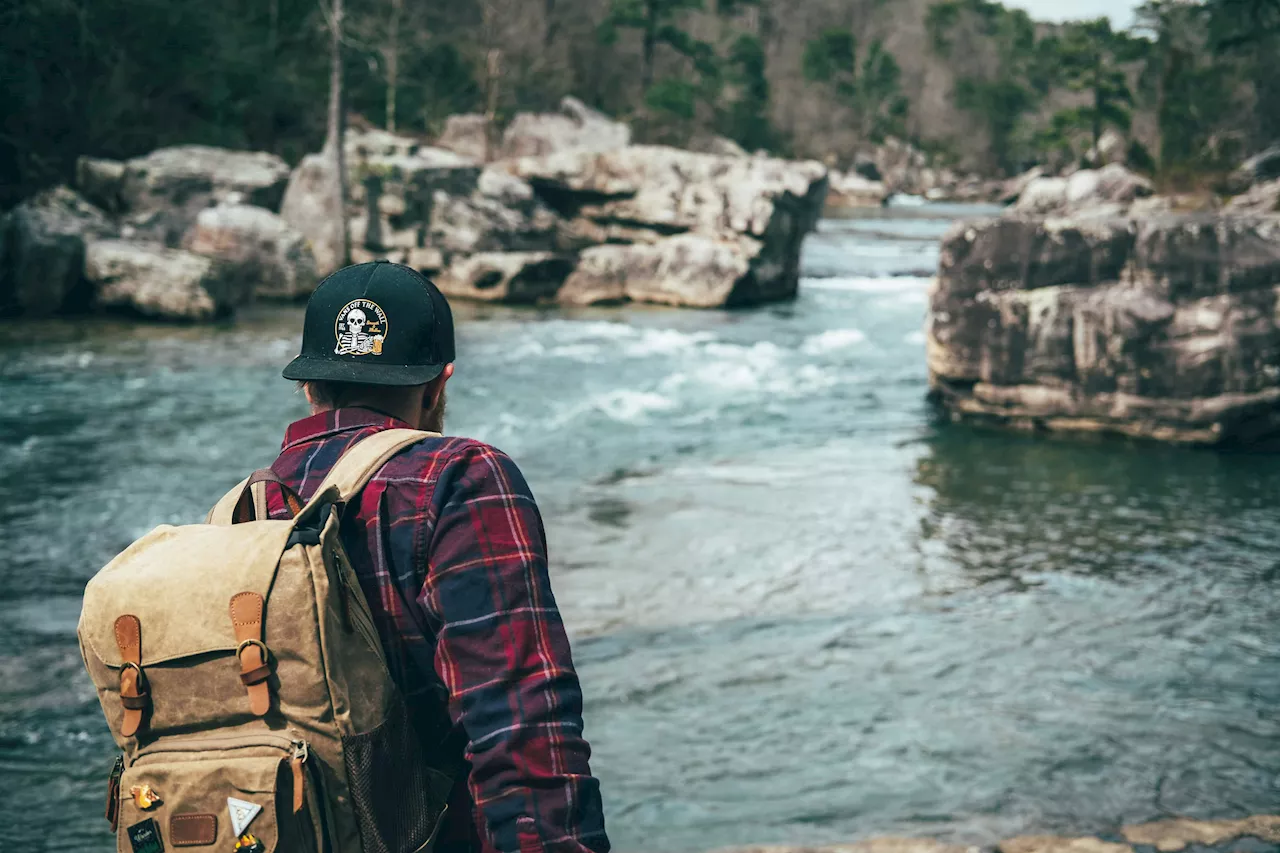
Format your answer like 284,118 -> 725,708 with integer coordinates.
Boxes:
422,388 -> 447,433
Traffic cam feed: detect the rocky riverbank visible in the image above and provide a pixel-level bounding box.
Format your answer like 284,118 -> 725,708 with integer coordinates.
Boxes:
926,153 -> 1280,446
0,98 -> 829,320
723,816 -> 1280,853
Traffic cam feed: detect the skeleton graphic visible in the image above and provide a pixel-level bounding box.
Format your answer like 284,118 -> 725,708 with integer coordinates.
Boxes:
334,301 -> 387,356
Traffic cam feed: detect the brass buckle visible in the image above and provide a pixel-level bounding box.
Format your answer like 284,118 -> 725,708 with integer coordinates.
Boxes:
236,638 -> 269,660
119,660 -> 147,688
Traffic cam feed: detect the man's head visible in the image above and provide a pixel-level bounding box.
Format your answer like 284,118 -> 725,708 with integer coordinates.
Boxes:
282,261 -> 456,432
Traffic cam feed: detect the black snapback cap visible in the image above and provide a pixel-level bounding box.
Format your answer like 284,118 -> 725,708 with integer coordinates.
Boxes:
282,261 -> 455,386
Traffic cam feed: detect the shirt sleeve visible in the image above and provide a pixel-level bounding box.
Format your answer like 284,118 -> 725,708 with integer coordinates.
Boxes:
420,443 -> 610,853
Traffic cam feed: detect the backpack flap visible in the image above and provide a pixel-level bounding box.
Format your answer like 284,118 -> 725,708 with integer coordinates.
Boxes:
78,520 -> 296,739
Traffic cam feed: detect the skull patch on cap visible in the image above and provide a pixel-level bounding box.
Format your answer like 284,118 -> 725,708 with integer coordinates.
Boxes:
334,299 -> 388,357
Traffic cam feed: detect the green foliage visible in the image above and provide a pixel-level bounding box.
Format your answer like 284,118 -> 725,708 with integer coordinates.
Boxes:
1046,18 -> 1135,158
955,77 -> 1034,172
348,42 -> 482,136
926,2 -> 963,54
1127,139 -> 1157,173
1134,0 -> 1256,173
803,28 -> 856,83
1206,0 -> 1280,47
803,28 -> 907,142
645,78 -> 699,119
717,33 -> 775,152
0,0 -> 329,208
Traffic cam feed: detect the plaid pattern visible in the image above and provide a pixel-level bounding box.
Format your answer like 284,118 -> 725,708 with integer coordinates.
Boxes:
263,408 -> 609,853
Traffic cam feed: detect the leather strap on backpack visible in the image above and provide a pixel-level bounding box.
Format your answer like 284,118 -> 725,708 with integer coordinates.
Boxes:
230,592 -> 271,716
114,615 -> 149,737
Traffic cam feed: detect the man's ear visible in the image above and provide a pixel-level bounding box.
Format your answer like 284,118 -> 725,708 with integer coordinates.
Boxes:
423,364 -> 454,409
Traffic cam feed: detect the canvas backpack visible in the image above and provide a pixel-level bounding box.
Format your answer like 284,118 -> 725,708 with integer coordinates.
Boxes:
78,428 -> 455,853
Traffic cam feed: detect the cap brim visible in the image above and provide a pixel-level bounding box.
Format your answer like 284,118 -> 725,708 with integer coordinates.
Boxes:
282,355 -> 446,386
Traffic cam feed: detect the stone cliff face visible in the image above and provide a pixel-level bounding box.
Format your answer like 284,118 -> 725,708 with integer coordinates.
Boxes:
283,101 -> 830,309
2,100 -> 828,319
928,214 -> 1280,446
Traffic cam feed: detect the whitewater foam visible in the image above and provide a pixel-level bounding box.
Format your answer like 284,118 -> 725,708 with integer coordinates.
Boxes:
802,329 -> 867,355
803,276 -> 934,293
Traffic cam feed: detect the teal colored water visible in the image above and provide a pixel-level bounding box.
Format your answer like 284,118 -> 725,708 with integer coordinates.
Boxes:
1,205 -> 1277,852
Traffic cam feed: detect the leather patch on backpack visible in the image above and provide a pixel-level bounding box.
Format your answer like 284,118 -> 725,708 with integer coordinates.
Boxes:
170,814 -> 217,847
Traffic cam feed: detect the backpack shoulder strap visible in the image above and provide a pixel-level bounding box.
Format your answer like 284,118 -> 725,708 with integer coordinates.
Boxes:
208,476 -> 252,525
296,427 -> 438,517
207,428 -> 438,527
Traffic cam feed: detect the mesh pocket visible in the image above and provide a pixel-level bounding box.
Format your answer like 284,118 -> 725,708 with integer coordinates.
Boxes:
342,705 -> 445,853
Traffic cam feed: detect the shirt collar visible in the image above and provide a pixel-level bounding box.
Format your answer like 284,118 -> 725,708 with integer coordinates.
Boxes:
282,406 -> 414,450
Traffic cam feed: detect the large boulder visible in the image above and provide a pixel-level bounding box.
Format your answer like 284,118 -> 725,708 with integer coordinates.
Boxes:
280,152 -> 346,278
1000,167 -> 1046,205
559,233 -> 791,308
182,204 -> 318,300
499,145 -> 827,308
0,186 -> 115,316
119,146 -> 291,245
427,184 -> 561,257
503,145 -> 829,241
500,97 -> 631,160
75,157 -> 126,212
1226,178 -> 1280,214
1227,146 -> 1280,194
827,171 -> 888,209
436,252 -> 574,304
85,239 -> 249,321
1087,129 -> 1127,167
687,134 -> 749,158
435,114 -> 491,162
285,128 -> 569,277
1015,164 -> 1154,216
927,213 -> 1280,446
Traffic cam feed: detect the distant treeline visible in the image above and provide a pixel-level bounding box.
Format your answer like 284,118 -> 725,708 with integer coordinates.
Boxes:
2,0 -> 1278,208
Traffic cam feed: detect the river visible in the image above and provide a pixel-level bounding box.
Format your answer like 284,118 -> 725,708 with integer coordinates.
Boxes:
1,204 -> 1278,852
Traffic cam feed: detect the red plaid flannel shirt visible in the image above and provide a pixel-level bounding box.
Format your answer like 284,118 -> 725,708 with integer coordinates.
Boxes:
263,407 -> 609,853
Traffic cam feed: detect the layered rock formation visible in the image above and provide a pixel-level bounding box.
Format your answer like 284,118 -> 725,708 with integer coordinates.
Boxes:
183,203 -> 318,300
1014,165 -> 1155,216
86,239 -> 246,321
284,123 -> 829,308
434,97 -> 631,163
0,146 -> 315,321
4,101 -> 827,318
0,186 -> 115,315
927,213 -> 1280,445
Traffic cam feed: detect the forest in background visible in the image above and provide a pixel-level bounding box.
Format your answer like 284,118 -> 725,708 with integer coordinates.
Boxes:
2,0 -> 1279,209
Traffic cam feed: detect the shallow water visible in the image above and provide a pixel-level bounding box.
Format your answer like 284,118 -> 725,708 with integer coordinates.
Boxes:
2,205 -> 1278,852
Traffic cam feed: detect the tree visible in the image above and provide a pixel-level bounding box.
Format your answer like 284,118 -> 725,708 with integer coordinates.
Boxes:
717,33 -> 775,152
925,0 -> 1044,173
954,78 -> 1035,173
599,0 -> 707,95
322,0 -> 351,267
481,0 -> 504,159
383,0 -> 404,132
1050,19 -> 1135,160
1133,0 -> 1245,175
802,28 -> 908,143
1206,0 -> 1280,145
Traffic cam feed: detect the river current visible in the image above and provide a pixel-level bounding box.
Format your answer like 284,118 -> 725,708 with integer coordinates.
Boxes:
1,205 -> 1278,852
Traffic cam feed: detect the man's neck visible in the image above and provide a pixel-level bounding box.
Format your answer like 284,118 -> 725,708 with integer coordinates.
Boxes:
313,401 -> 423,429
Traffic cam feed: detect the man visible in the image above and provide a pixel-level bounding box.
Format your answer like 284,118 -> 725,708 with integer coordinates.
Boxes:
272,260 -> 609,853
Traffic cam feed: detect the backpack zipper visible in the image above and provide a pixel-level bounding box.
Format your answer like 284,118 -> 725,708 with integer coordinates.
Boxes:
131,732 -> 305,764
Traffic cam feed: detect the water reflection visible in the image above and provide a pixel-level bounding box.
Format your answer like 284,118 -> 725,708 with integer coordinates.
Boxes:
916,425 -> 1280,588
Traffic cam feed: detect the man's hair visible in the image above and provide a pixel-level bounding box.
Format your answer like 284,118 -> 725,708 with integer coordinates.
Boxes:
298,380 -> 367,409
